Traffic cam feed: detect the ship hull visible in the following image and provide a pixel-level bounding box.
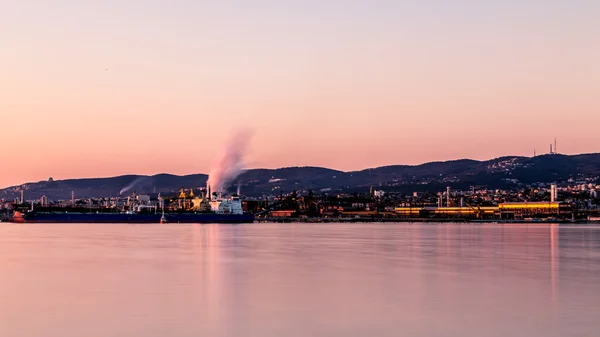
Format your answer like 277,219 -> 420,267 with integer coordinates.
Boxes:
19,212 -> 254,224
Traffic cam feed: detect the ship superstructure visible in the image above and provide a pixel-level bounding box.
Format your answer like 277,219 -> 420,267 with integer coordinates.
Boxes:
209,192 -> 244,214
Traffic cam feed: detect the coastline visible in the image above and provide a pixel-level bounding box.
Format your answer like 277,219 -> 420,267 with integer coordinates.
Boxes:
259,217 -> 599,224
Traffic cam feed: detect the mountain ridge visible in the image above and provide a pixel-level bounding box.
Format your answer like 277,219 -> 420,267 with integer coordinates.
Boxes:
2,153 -> 599,200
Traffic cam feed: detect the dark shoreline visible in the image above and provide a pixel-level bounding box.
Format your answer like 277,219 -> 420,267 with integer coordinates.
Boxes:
260,217 -> 599,224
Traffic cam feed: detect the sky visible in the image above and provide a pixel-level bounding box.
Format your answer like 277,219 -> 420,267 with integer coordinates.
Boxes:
1,0 -> 599,188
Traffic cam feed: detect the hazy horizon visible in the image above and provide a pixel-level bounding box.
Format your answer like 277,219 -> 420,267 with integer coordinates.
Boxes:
2,1 -> 599,188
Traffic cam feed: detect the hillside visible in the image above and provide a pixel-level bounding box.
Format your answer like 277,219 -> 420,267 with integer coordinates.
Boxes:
2,154 -> 600,200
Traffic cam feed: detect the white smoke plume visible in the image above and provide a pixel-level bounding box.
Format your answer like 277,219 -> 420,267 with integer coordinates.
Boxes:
119,176 -> 150,195
207,129 -> 253,195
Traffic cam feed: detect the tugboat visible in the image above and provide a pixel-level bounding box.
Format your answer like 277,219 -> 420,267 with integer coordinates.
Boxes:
9,211 -> 25,223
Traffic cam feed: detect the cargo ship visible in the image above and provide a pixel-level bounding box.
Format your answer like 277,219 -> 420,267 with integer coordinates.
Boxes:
10,191 -> 254,224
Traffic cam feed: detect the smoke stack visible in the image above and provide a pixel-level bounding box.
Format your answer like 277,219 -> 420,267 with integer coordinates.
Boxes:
550,184 -> 557,202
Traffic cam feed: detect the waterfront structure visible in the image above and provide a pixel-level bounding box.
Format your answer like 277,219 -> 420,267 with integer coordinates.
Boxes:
498,202 -> 570,219
395,206 -> 497,218
395,202 -> 571,220
395,207 -> 422,217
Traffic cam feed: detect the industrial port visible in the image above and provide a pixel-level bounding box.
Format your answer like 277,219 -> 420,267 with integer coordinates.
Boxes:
253,183 -> 599,223
3,179 -> 599,223
1,187 -> 254,223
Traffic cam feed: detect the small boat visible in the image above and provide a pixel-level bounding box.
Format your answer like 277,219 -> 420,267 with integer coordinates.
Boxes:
9,211 -> 25,223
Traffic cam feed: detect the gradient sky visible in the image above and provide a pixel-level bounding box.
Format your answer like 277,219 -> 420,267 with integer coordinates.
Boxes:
1,1 -> 599,188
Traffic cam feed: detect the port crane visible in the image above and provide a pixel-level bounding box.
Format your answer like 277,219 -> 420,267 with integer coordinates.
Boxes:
463,200 -> 483,219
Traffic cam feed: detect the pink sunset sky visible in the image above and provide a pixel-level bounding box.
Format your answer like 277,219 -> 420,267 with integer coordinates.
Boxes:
1,1 -> 599,188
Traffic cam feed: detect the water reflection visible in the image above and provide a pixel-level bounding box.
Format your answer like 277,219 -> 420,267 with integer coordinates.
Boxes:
0,223 -> 599,337
551,224 -> 559,308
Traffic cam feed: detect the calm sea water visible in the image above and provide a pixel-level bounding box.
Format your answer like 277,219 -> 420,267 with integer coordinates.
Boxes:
1,223 -> 599,337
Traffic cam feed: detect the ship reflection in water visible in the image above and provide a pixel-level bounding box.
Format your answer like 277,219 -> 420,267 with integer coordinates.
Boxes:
1,223 -> 600,337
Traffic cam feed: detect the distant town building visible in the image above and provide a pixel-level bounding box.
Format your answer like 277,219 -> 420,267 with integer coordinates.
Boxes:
40,195 -> 49,207
136,195 -> 151,203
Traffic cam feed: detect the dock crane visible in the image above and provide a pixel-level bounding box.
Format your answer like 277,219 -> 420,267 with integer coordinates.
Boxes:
463,201 -> 483,219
